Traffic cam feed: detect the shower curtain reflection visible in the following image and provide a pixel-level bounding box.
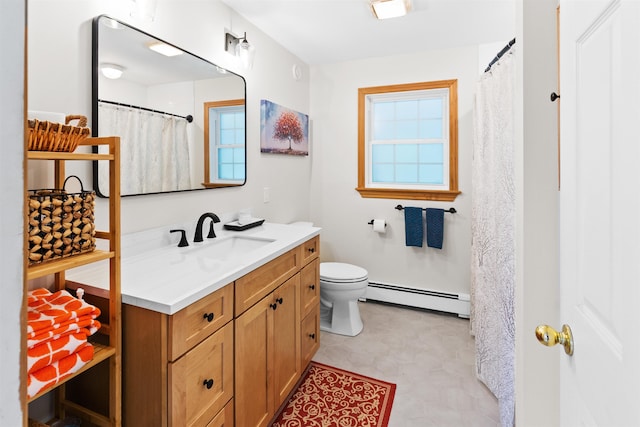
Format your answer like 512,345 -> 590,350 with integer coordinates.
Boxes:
98,103 -> 192,195
470,47 -> 516,427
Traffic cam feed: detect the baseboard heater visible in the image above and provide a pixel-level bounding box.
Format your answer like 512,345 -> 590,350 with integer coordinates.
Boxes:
364,281 -> 470,318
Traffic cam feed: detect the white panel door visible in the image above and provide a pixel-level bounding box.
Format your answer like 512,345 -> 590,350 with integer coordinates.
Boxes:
559,0 -> 640,425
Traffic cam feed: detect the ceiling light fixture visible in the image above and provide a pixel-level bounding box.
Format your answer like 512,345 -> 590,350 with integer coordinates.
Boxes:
100,63 -> 125,80
225,31 -> 256,70
370,0 -> 411,19
147,41 -> 183,57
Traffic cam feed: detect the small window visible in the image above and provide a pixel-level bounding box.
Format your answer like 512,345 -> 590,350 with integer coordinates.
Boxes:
204,100 -> 245,187
357,80 -> 460,201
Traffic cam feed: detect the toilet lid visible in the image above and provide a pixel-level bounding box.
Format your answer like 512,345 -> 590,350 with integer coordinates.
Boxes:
320,262 -> 368,282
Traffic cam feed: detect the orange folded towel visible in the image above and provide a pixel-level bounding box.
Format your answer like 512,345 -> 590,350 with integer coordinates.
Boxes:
27,342 -> 94,399
27,288 -> 101,338
27,316 -> 100,349
27,331 -> 88,374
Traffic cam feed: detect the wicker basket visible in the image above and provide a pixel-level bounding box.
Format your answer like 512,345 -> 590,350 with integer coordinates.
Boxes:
28,114 -> 90,152
28,175 -> 96,265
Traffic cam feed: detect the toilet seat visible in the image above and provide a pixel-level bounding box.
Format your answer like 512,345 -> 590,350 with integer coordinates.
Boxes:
320,262 -> 368,283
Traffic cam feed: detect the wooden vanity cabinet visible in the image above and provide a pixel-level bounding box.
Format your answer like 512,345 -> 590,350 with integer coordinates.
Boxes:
122,284 -> 234,426
235,237 -> 320,427
120,235 -> 320,427
300,258 -> 320,367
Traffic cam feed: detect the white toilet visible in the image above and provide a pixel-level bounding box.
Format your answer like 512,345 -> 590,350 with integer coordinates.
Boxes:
320,262 -> 368,337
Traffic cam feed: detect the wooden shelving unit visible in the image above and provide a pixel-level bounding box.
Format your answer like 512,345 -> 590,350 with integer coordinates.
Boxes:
26,136 -> 121,426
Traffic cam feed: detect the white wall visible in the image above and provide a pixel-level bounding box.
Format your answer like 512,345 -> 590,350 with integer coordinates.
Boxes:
1,0 -> 26,425
309,46 -> 478,296
27,0 -> 312,234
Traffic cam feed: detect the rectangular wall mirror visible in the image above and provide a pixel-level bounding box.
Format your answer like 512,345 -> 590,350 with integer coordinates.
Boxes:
92,15 -> 246,197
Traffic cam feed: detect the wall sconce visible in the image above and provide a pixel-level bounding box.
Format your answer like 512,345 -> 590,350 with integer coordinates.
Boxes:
370,0 -> 411,19
225,31 -> 256,70
100,63 -> 124,80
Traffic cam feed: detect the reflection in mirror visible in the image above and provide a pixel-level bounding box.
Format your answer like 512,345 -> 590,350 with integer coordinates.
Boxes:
204,99 -> 246,187
92,15 -> 246,197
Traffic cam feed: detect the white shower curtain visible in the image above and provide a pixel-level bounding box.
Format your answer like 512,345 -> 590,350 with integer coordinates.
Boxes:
471,48 -> 515,427
98,103 -> 192,194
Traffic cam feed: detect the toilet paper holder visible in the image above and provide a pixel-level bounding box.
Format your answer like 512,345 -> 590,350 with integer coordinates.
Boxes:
367,220 -> 386,227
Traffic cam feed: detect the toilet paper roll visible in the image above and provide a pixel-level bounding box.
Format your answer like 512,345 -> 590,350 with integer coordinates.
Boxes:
372,219 -> 386,233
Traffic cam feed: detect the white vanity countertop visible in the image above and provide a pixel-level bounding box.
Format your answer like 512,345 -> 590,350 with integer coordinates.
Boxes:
66,222 -> 321,315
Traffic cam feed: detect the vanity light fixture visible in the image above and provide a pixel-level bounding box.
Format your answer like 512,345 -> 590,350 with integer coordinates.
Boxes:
147,41 -> 183,57
100,63 -> 124,80
370,0 -> 411,19
225,31 -> 256,70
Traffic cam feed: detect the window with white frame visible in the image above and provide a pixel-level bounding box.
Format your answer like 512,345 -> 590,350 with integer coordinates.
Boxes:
204,100 -> 245,186
357,80 -> 460,201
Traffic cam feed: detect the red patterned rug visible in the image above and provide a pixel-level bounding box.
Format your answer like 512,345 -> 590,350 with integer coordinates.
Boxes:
271,361 -> 396,427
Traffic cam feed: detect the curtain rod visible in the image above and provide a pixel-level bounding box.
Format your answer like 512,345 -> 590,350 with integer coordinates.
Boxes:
484,38 -> 516,73
98,99 -> 193,123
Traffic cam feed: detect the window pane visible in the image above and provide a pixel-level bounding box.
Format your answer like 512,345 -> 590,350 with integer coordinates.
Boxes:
374,101 -> 395,120
396,144 -> 417,162
373,120 -> 394,140
419,143 -> 443,162
233,147 -> 245,162
396,100 -> 418,119
396,120 -> 419,139
396,164 -> 418,183
220,113 -> 235,129
218,164 -> 233,180
220,129 -> 235,145
419,164 -> 444,184
419,98 -> 443,118
236,127 -> 245,144
218,147 -> 233,162
372,164 -> 394,182
419,119 -> 442,139
372,144 -> 394,163
234,164 -> 245,180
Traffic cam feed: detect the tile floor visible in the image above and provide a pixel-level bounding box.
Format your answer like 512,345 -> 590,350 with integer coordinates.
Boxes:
312,300 -> 500,427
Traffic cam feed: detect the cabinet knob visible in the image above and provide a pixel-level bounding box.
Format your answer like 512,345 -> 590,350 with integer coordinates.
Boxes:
203,379 -> 214,389
308,333 -> 316,340
308,247 -> 315,253
276,297 -> 283,305
203,312 -> 214,322
270,303 -> 278,310
308,284 -> 315,290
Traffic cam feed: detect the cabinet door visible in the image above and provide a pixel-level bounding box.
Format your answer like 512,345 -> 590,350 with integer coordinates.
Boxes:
235,296 -> 274,427
301,308 -> 320,369
169,322 -> 234,427
272,274 -> 301,405
300,259 -> 319,318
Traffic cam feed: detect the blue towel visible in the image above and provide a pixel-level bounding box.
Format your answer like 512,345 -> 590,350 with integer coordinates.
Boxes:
404,207 -> 424,247
425,208 -> 445,249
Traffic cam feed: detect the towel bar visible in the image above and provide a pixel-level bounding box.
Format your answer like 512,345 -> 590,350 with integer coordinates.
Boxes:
394,204 -> 456,214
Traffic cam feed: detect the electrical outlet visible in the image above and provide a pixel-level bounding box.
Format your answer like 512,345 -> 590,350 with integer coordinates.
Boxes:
263,187 -> 270,203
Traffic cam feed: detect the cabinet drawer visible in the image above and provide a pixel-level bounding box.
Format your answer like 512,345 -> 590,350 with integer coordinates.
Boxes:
235,247 -> 299,315
169,284 -> 234,361
300,306 -> 320,369
169,322 -> 234,427
300,235 -> 319,265
300,259 -> 319,318
206,398 -> 234,427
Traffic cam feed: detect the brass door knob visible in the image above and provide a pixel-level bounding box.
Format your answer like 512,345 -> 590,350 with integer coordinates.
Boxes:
535,324 -> 574,356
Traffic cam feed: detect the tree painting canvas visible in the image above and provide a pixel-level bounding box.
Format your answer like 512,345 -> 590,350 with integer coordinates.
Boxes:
260,99 -> 309,155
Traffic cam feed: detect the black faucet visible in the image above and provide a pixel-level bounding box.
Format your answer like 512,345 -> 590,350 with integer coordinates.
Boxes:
169,229 -> 189,247
194,212 -> 221,242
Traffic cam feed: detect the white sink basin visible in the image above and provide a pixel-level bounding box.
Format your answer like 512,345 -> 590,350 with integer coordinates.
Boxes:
182,235 -> 276,260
